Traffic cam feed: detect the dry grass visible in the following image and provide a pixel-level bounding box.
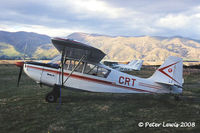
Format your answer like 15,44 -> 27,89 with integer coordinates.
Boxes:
0,65 -> 200,133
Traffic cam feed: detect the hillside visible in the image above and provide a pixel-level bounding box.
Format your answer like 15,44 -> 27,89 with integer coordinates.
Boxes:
33,44 -> 59,59
0,42 -> 22,59
68,33 -> 200,61
0,31 -> 51,59
0,30 -> 200,61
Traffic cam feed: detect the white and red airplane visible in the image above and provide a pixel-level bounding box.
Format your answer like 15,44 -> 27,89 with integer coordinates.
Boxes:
16,38 -> 183,102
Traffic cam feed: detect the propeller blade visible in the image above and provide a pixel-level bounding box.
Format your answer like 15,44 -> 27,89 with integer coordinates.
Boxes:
16,42 -> 27,87
17,66 -> 23,87
15,61 -> 24,87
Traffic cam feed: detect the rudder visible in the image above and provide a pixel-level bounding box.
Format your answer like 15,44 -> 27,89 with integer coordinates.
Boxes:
128,60 -> 144,70
149,56 -> 183,87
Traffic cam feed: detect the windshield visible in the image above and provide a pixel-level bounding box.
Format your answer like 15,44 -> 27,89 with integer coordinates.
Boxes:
47,55 -> 61,64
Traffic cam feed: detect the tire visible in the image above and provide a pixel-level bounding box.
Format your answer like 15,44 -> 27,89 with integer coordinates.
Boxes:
45,92 -> 58,103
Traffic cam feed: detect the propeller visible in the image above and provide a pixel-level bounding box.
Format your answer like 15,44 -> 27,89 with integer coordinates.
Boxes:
16,61 -> 24,87
16,42 -> 28,87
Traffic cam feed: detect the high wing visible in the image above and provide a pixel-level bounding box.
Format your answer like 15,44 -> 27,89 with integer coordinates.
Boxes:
51,37 -> 106,63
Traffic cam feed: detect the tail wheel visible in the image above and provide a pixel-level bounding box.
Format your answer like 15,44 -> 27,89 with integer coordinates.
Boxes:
45,92 -> 58,103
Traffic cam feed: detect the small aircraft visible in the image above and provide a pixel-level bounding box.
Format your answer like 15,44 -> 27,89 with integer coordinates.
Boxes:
111,60 -> 144,71
16,38 -> 183,102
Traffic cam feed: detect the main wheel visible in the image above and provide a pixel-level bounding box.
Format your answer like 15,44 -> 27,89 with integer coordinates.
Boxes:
45,92 -> 58,103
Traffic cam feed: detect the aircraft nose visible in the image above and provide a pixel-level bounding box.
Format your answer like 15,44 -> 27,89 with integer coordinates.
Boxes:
15,61 -> 24,67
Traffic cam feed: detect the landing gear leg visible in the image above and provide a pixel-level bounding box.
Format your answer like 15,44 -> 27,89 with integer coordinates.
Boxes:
45,85 -> 61,103
174,95 -> 181,101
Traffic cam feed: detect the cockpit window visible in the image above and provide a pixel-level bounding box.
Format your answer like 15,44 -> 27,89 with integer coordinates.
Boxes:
64,59 -> 84,72
47,55 -> 61,64
49,57 -> 110,78
84,64 -> 97,75
74,62 -> 84,73
84,63 -> 110,78
67,60 -> 75,71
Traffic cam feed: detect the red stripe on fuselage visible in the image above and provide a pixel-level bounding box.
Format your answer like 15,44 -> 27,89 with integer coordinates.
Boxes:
139,82 -> 161,89
27,65 -> 156,93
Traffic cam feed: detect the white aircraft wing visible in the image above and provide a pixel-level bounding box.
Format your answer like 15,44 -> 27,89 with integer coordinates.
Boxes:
51,38 -> 106,63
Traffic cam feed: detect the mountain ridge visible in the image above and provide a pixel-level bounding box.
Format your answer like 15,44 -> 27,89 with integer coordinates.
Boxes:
68,32 -> 200,61
0,31 -> 51,57
0,30 -> 200,61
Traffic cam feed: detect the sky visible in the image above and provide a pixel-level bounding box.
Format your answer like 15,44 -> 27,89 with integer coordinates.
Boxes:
0,0 -> 200,39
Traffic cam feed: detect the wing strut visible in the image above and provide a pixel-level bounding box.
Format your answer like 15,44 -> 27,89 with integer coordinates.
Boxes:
63,55 -> 86,85
61,51 -> 66,86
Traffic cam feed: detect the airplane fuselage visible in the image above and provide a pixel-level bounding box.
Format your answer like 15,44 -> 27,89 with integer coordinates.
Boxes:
23,62 -> 182,94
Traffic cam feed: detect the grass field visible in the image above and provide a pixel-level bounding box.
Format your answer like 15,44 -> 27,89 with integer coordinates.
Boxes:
0,65 -> 200,133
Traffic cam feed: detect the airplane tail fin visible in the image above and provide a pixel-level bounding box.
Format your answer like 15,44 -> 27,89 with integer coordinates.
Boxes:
128,60 -> 137,66
149,56 -> 183,87
128,60 -> 144,70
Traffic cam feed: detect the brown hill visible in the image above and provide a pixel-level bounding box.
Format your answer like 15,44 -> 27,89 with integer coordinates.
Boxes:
0,30 -> 200,61
67,33 -> 200,61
